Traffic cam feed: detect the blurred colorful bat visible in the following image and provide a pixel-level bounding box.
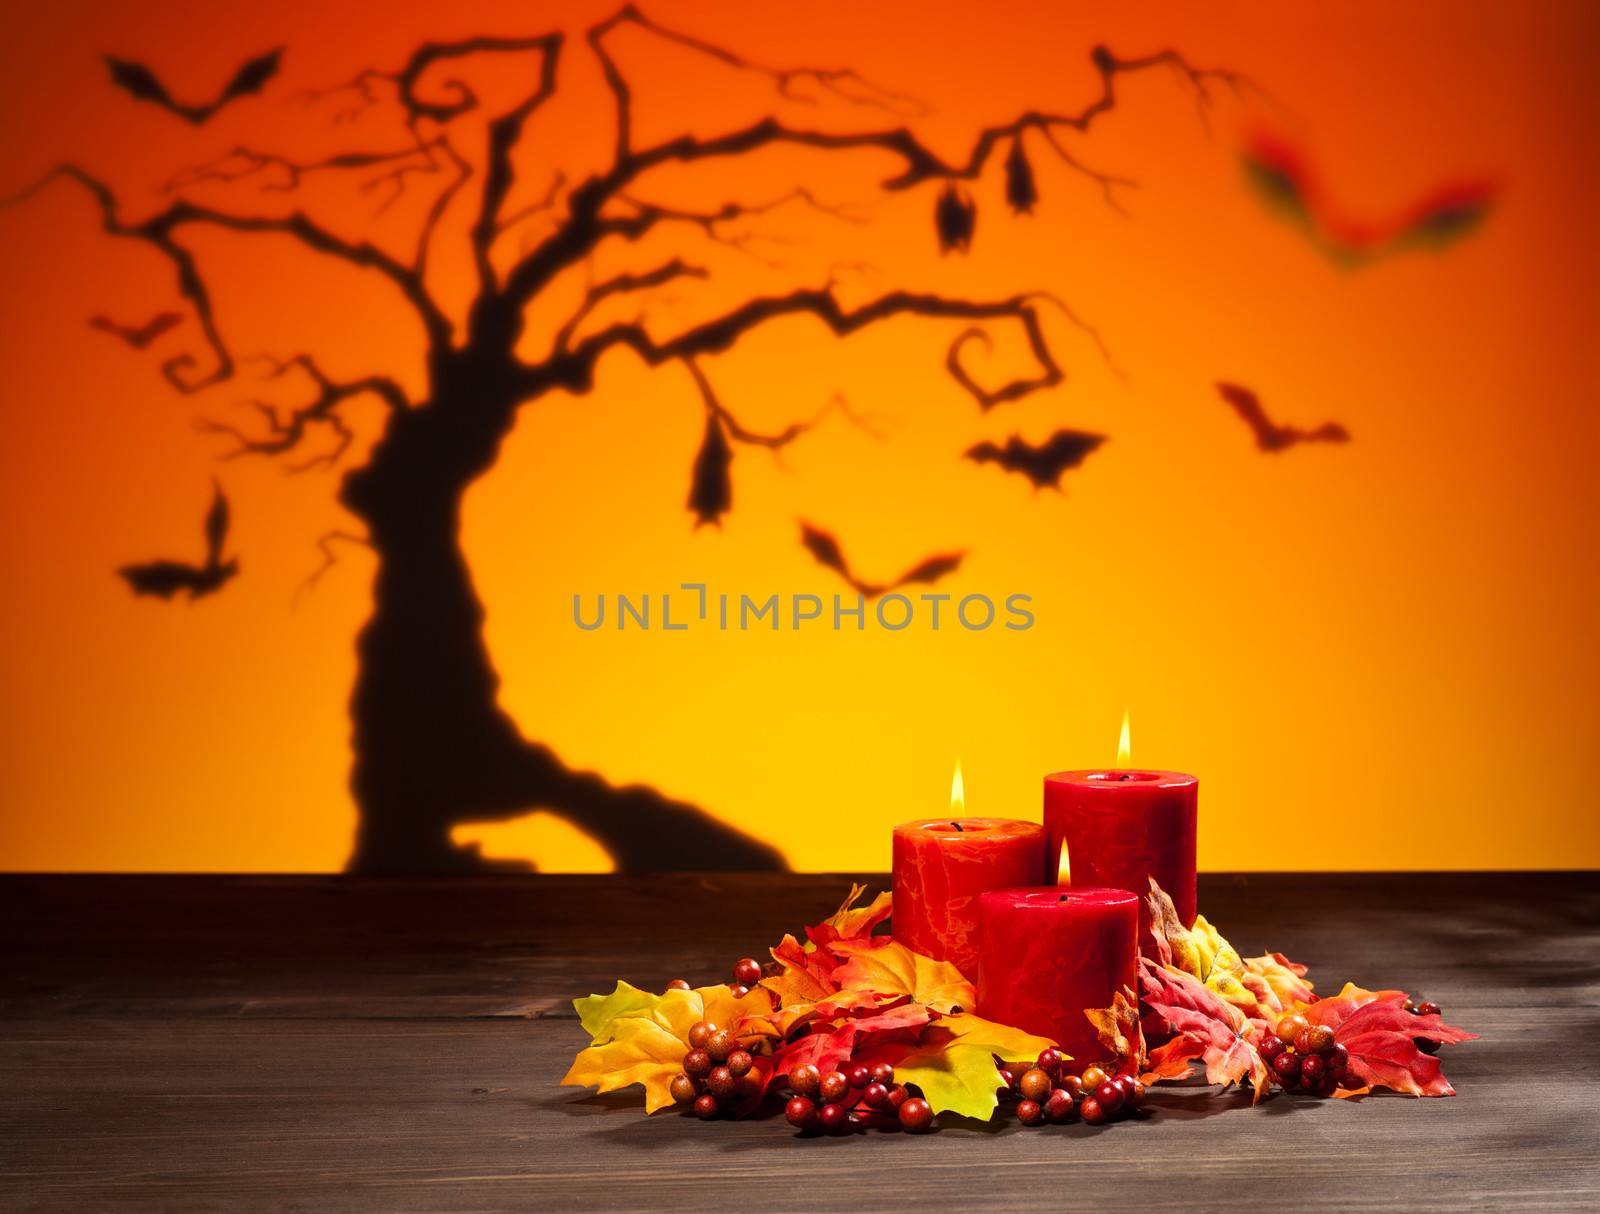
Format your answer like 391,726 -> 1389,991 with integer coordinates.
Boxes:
966,429 -> 1105,489
1241,128 -> 1496,269
1217,382 -> 1349,453
799,521 -> 964,599
88,311 -> 181,349
105,48 -> 282,124
117,481 -> 239,601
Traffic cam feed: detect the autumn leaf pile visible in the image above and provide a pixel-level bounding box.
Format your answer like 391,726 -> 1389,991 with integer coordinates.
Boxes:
561,880 -> 1476,1125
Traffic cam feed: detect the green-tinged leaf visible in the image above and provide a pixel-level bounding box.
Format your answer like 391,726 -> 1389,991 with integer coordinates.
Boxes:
574,980 -> 659,1044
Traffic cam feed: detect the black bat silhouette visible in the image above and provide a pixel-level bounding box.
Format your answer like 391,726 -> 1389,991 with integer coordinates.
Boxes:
686,413 -> 733,528
1216,382 -> 1351,453
1005,136 -> 1038,215
966,429 -> 1105,490
117,480 -> 239,601
88,311 -> 181,350
105,47 -> 282,125
799,520 -> 964,599
935,183 -> 976,254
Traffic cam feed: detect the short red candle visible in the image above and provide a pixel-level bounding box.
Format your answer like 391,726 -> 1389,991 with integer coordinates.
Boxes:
891,818 -> 1046,981
1043,770 -> 1199,928
975,887 -> 1139,1067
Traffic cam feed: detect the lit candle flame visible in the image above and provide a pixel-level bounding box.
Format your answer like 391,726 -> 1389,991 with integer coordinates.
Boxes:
1056,843 -> 1071,886
949,759 -> 965,825
1116,709 -> 1131,768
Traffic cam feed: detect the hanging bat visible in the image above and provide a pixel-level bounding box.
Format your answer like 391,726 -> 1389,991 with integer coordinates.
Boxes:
935,183 -> 976,254
966,429 -> 1105,489
88,311 -> 182,350
1216,382 -> 1350,453
1005,136 -> 1038,215
117,480 -> 240,601
105,48 -> 283,125
799,520 -> 964,599
686,413 -> 733,528
1241,128 -> 1496,269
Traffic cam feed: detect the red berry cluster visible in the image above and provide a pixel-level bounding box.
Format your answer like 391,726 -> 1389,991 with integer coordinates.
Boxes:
999,1049 -> 1147,1127
784,1062 -> 934,1135
1404,996 -> 1443,1055
670,1019 -> 763,1118
664,956 -> 776,1001
1262,1013 -> 1349,1097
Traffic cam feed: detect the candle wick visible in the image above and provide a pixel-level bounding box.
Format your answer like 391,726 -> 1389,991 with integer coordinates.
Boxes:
1117,773 -> 1133,782
1059,895 -> 1069,902
950,821 -> 964,832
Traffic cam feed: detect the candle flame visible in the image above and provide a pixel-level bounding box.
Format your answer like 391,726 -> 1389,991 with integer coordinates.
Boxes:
1116,709 -> 1132,768
950,759 -> 965,818
1056,843 -> 1071,886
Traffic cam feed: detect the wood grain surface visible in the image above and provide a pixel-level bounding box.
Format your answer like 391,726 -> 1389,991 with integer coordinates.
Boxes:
2,873 -> 1597,1211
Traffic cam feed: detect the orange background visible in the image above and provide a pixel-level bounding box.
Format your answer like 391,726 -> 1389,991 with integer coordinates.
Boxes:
1,0 -> 1596,872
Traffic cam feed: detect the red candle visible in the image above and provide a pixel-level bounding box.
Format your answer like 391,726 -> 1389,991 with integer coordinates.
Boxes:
1044,770 -> 1199,929
892,818 -> 1046,980
975,887 -> 1139,1067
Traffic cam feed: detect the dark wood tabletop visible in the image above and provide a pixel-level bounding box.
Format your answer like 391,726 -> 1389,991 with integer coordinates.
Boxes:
3,872 -> 1597,1211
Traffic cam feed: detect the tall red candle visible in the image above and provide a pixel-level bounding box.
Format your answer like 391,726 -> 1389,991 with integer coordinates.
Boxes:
1044,770 -> 1199,928
975,887 -> 1139,1067
891,818 -> 1046,981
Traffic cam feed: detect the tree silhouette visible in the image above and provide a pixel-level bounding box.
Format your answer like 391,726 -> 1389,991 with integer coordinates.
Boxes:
4,6 -> 1243,872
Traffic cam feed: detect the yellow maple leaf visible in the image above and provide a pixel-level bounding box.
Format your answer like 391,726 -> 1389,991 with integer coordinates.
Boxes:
824,886 -> 894,938
561,1015 -> 689,1114
829,940 -> 975,1013
894,1013 -> 1056,1121
1147,880 -> 1254,1008
574,980 -> 659,1044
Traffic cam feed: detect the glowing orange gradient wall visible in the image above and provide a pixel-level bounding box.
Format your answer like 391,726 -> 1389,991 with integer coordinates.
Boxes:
1,0 -> 1596,872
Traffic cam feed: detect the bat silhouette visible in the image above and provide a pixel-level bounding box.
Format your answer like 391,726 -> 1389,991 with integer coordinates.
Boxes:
117,480 -> 240,600
105,48 -> 282,125
1005,136 -> 1038,215
686,413 -> 733,528
935,183 -> 976,254
1216,382 -> 1350,453
1241,128 -> 1495,269
966,429 -> 1105,489
799,520 -> 964,599
88,311 -> 181,350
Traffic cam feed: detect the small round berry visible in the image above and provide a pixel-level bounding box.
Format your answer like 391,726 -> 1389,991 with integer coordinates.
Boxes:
1415,1037 -> 1440,1056
727,983 -> 749,999
789,1064 -> 821,1098
1276,1013 -> 1309,1045
817,1102 -> 849,1133
736,1069 -> 763,1101
785,1095 -> 817,1130
683,1049 -> 713,1079
1312,1072 -> 1340,1099
687,1021 -> 713,1050
705,1029 -> 735,1062
1093,1080 -> 1124,1114
1271,1051 -> 1300,1082
1045,1089 -> 1077,1123
1294,1025 -> 1331,1055
1416,1000 -> 1441,1017
732,957 -> 762,987
1259,1034 -> 1285,1062
887,1084 -> 910,1109
706,1065 -> 736,1100
1299,1053 -> 1326,1086
1113,1074 -> 1140,1106
846,1064 -> 871,1091
997,1068 -> 1016,1093
1325,1043 -> 1349,1076
898,1097 -> 935,1133
1129,1079 -> 1148,1107
726,1049 -> 753,1077
869,1063 -> 895,1086
665,979 -> 691,992
863,1081 -> 892,1111
1080,1064 -> 1110,1090
1036,1047 -> 1066,1077
669,1073 -> 696,1104
1080,1096 -> 1109,1125
693,1093 -> 719,1119
1016,1099 -> 1045,1127
819,1070 -> 849,1103
1019,1068 -> 1053,1102
1061,1073 -> 1085,1098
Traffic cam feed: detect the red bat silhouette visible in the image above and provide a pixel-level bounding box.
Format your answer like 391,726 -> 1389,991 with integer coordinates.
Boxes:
1217,382 -> 1349,454
89,311 -> 182,350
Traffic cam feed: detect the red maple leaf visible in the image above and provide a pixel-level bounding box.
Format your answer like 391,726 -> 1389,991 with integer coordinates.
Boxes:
1297,985 -> 1477,1097
1139,959 -> 1271,1102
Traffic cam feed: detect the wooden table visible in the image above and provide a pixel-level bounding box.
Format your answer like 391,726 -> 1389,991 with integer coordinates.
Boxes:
3,873 -> 1597,1210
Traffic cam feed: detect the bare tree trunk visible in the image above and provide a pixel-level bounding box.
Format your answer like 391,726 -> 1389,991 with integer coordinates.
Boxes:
339,384 -> 786,873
